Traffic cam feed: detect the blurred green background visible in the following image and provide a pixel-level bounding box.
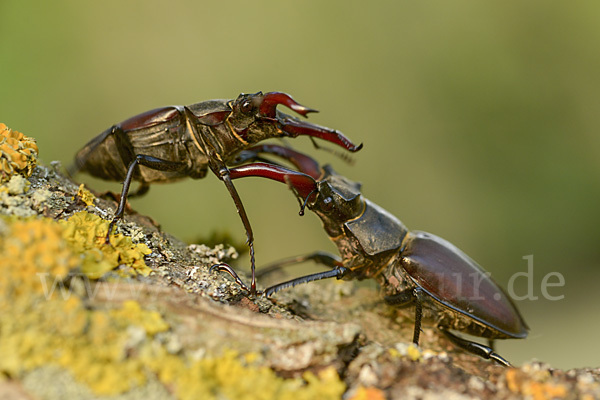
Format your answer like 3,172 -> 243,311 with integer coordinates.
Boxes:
2,0 -> 599,369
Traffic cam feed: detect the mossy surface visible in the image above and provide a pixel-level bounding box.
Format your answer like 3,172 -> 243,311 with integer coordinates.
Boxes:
0,191 -> 346,399
1,123 -> 598,400
0,123 -> 347,399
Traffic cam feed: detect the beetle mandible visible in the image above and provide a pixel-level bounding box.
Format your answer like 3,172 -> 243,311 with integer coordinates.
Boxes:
71,92 -> 362,294
212,144 -> 528,366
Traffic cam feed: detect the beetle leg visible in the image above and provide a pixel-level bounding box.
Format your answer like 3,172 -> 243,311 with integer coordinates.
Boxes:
438,326 -> 511,367
383,289 -> 415,307
221,162 -> 337,298
107,154 -> 186,244
412,287 -> 425,344
210,261 -> 349,298
260,250 -> 346,296
256,251 -> 343,279
263,266 -> 349,297
219,163 -> 319,295
384,287 -> 425,344
218,168 -> 256,295
211,249 -> 342,296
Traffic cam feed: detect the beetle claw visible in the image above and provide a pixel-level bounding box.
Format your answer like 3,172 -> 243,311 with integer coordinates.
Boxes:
259,92 -> 318,118
281,119 -> 363,152
210,263 -> 260,295
249,91 -> 362,153
489,352 -> 512,367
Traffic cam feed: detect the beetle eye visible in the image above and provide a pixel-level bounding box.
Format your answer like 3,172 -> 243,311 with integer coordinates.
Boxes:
322,196 -> 334,211
241,100 -> 253,114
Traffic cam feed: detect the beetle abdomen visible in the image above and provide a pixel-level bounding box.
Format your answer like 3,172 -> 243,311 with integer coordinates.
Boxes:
74,127 -> 129,181
400,231 -> 528,339
74,109 -> 209,183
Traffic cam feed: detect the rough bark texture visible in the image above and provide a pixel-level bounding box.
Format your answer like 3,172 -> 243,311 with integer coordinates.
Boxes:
1,159 -> 598,400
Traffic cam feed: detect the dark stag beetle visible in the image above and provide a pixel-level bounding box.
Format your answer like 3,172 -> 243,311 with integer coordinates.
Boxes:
70,92 -> 362,294
212,144 -> 528,366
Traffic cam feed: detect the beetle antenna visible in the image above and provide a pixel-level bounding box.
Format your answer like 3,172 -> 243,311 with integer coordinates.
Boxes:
308,137 -> 356,165
299,188 -> 317,216
284,175 -> 317,216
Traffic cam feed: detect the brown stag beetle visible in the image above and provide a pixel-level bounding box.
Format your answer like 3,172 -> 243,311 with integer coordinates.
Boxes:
212,144 -> 528,366
70,92 -> 362,294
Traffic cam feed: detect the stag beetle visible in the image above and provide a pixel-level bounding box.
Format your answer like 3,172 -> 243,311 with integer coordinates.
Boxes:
71,92 -> 361,294
212,144 -> 528,366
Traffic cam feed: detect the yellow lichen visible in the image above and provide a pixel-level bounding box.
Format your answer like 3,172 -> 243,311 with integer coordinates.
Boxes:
388,343 -> 422,362
505,368 -> 568,400
349,385 -> 387,400
407,343 -> 422,361
59,211 -> 152,277
0,216 -> 150,394
147,351 -> 345,400
110,300 -> 170,336
525,381 -> 568,400
75,183 -> 95,206
0,295 -> 166,394
302,367 -> 347,400
388,348 -> 401,358
0,216 -> 163,394
0,123 -> 38,183
0,211 -> 152,282
0,214 -> 347,398
0,217 -> 78,296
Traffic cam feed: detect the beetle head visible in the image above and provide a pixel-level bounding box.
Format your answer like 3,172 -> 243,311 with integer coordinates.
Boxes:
229,92 -> 362,153
305,165 -> 365,236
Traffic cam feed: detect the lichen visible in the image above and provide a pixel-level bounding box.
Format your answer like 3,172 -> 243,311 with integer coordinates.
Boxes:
388,342 -> 422,362
0,214 -> 158,395
0,204 -> 346,399
59,211 -> 152,277
0,216 -> 78,296
0,216 -> 157,394
505,367 -> 569,400
347,386 -> 387,400
147,350 -> 345,400
0,180 -> 38,218
0,123 -> 38,183
3,174 -> 30,194
75,183 -> 96,206
0,168 -> 51,218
